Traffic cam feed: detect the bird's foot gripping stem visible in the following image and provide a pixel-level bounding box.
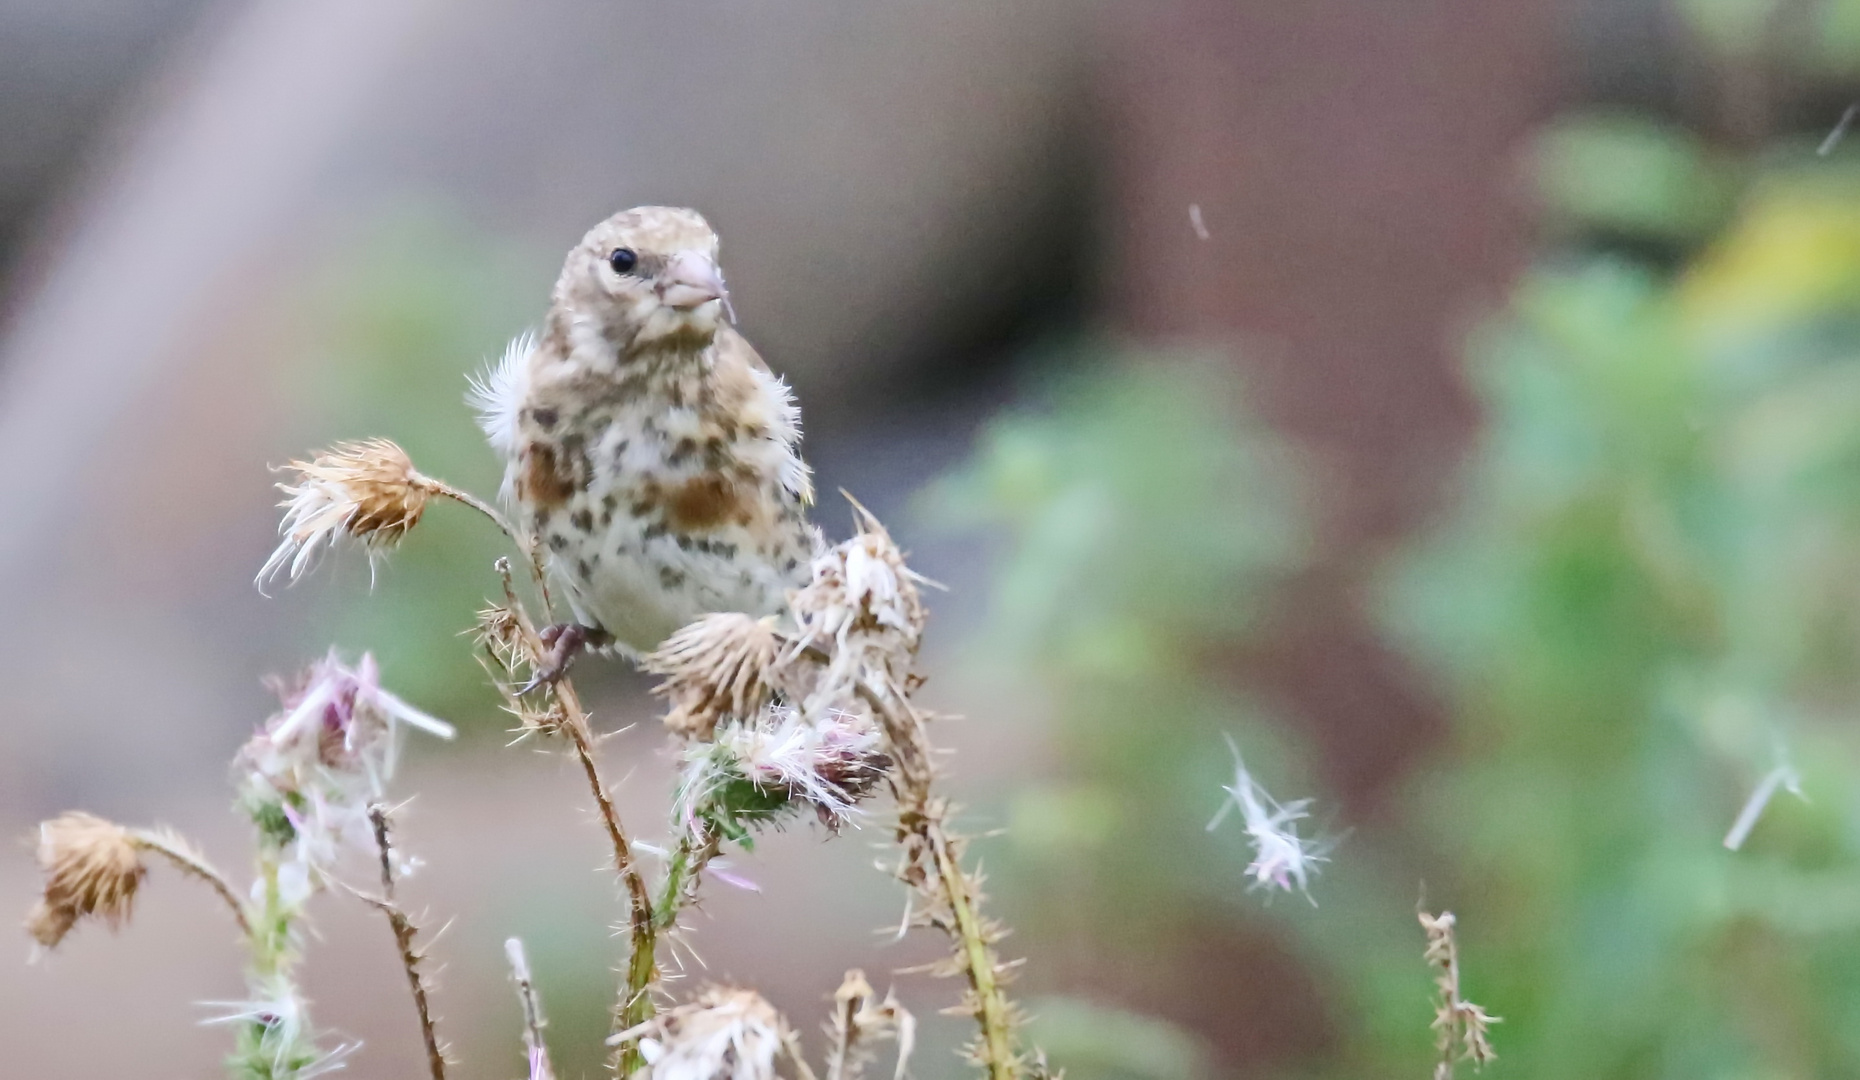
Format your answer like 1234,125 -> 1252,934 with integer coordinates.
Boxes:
517,622 -> 613,694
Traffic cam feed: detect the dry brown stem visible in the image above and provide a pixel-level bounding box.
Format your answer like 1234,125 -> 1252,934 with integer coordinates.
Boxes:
350,805 -> 448,1080
1420,910 -> 1498,1079
491,559 -> 657,1073
126,826 -> 252,938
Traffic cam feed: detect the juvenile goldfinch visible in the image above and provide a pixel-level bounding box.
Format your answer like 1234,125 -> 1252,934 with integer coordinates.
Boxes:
474,206 -> 820,682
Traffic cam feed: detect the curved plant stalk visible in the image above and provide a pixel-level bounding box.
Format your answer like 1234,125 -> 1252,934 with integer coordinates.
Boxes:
489,560 -> 657,1073
126,827 -> 252,938
859,680 -> 1020,1080
346,806 -> 447,1080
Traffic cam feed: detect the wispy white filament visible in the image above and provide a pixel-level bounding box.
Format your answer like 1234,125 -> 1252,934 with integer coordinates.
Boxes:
1724,764 -> 1805,851
1208,734 -> 1327,901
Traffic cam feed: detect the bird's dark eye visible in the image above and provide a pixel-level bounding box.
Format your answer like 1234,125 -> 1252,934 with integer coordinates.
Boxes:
608,248 -> 639,274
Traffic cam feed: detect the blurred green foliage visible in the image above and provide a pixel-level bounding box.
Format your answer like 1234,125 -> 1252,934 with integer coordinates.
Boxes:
932,106 -> 1860,1079
924,348 -> 1314,1077
1531,114 -> 1737,244
1377,147 -> 1860,1076
1022,996 -> 1211,1080
282,209 -> 546,731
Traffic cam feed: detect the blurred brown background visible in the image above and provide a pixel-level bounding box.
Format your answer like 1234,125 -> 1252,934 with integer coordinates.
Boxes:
0,0 -> 1598,1075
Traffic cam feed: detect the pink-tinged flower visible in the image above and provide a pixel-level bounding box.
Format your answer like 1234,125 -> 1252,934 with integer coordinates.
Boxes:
724,707 -> 889,824
1207,735 -> 1327,901
677,706 -> 891,839
238,651 -> 453,872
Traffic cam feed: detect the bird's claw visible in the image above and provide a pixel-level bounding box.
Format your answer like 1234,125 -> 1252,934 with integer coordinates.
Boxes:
516,623 -> 611,694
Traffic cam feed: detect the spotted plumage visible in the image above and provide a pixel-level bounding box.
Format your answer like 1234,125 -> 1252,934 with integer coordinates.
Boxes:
474,206 -> 820,663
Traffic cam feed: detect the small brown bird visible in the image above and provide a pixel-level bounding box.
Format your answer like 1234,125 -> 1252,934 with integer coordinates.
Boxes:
473,206 -> 820,681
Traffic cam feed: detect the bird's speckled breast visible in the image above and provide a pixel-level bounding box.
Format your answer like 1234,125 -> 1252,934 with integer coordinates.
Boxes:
513,350 -> 818,654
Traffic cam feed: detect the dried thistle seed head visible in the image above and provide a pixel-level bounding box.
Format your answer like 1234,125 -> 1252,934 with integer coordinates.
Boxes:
827,969 -> 915,1080
788,503 -> 931,705
258,438 -> 434,587
614,986 -> 791,1080
26,812 -> 147,948
645,613 -> 781,739
473,603 -> 575,735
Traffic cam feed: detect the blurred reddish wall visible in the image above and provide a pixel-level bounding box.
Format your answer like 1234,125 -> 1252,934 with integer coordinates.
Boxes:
1106,0 -> 1564,813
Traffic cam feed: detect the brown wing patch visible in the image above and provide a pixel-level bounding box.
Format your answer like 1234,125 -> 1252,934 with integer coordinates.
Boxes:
666,475 -> 753,532
518,442 -> 576,509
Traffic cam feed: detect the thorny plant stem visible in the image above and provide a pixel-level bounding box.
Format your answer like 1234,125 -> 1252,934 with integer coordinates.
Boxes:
858,679 -> 1018,1080
928,825 -> 1013,1077
362,806 -> 447,1080
127,830 -> 252,937
496,561 -> 656,1073
588,727 -> 661,1070
653,826 -> 722,931
236,847 -> 318,1079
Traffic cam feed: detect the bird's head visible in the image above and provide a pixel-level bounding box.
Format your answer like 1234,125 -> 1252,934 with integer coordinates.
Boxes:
553,206 -> 732,362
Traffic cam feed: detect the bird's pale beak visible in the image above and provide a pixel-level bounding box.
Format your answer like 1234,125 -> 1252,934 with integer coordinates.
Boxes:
659,250 -> 729,310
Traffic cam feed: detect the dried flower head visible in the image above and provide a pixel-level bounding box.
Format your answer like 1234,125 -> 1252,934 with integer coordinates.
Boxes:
645,613 -> 781,739
827,969 -> 916,1080
1420,910 -> 1498,1079
1207,736 -> 1327,901
238,651 -> 454,872
788,504 -> 932,707
612,987 -> 794,1080
258,438 -> 434,587
679,706 -> 891,840
26,812 -> 146,948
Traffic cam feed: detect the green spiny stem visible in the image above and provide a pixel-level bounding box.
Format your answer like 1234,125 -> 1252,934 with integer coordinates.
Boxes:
860,682 -> 1019,1080
928,818 -> 1015,1080
231,851 -> 319,1080
564,727 -> 657,1076
653,827 -> 721,931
